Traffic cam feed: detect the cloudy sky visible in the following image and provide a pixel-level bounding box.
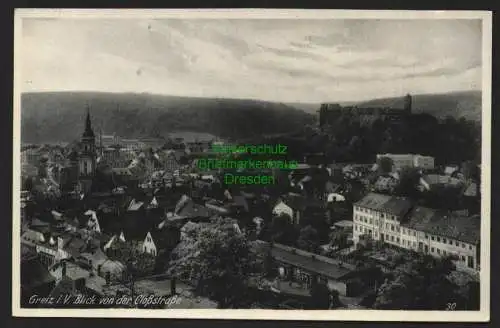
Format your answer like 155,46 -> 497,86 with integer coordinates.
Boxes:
21,18 -> 482,103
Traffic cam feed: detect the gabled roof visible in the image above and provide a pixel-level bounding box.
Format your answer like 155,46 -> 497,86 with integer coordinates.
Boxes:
325,181 -> 342,193
177,202 -> 212,220
150,226 -> 181,250
402,206 -> 480,244
256,242 -> 355,280
127,199 -> 145,211
355,193 -> 413,217
421,174 -> 462,187
174,195 -> 192,214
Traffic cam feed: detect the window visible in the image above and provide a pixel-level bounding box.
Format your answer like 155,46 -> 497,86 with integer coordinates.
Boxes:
381,213 -> 385,219
443,250 -> 447,255
437,237 -> 441,242
449,240 -> 453,245
432,236 -> 435,241
431,247 -> 435,253
413,231 -> 416,237
386,223 -> 389,229
462,243 -> 466,248
437,249 -> 441,254
469,245 -> 473,250
425,234 -> 428,239
391,225 -> 395,231
397,227 -> 400,233
455,241 -> 459,246
369,218 -> 373,224
397,237 -> 400,243
461,256 -> 466,262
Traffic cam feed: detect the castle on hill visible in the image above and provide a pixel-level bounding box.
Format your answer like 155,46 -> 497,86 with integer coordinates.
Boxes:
319,94 -> 412,128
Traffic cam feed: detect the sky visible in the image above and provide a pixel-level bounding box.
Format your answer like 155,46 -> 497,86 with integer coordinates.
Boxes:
20,18 -> 483,103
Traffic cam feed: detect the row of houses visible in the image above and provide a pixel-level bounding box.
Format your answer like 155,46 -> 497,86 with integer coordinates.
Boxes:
352,192 -> 480,272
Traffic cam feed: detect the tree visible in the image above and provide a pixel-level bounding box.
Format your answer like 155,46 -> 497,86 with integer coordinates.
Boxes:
394,167 -> 421,197
461,160 -> 479,181
297,225 -> 320,253
377,156 -> 394,174
168,217 -> 259,308
309,281 -> 331,309
107,242 -> 156,278
329,229 -> 349,250
264,214 -> 297,246
373,255 -> 460,310
262,249 -> 277,278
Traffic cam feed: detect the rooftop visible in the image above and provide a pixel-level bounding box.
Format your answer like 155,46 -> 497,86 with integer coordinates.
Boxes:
402,206 -> 480,244
255,241 -> 355,280
355,193 -> 413,217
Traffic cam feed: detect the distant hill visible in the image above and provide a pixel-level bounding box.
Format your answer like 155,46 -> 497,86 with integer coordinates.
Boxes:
356,90 -> 481,121
21,92 -> 315,144
284,102 -> 321,114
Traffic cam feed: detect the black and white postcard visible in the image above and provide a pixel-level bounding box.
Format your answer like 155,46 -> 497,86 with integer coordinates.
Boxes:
12,9 -> 492,321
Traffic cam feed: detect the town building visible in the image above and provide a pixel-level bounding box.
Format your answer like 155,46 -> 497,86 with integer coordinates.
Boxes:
253,241 -> 363,296
352,193 -> 480,272
77,107 -> 97,194
376,153 -> 435,170
402,206 -> 480,272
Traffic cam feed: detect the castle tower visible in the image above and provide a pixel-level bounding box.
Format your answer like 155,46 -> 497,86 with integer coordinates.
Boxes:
78,106 -> 96,193
404,94 -> 412,115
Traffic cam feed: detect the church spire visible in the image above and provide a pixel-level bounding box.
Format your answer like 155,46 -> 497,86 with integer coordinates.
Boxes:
83,105 -> 95,138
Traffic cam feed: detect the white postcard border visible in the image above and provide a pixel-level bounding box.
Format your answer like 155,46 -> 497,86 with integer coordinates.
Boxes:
12,9 -> 492,322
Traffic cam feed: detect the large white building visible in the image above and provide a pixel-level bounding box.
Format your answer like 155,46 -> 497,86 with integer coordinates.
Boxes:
353,193 -> 480,272
376,153 -> 435,170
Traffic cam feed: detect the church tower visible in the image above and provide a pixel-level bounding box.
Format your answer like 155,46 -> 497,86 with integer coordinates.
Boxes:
78,106 -> 96,192
404,93 -> 412,115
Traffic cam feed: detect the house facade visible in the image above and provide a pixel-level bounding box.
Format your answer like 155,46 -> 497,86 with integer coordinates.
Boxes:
272,200 -> 296,224
142,231 -> 157,256
21,230 -> 71,268
261,242 -> 357,296
352,193 -> 480,272
352,193 -> 413,248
